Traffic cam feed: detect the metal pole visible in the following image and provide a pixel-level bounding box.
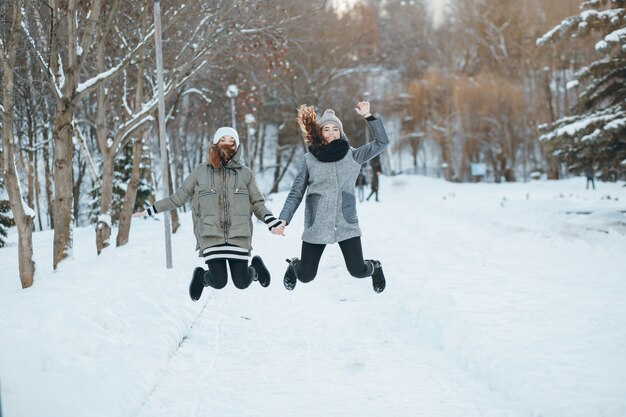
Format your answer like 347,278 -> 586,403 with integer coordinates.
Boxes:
363,90 -> 370,143
230,97 -> 237,130
153,0 -> 173,269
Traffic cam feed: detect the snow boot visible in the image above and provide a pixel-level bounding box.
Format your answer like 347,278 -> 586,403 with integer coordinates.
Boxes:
284,258 -> 301,291
251,255 -> 271,287
189,267 -> 206,301
368,260 -> 386,293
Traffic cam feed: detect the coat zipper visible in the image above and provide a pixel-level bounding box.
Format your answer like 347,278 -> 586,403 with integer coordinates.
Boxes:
223,168 -> 228,243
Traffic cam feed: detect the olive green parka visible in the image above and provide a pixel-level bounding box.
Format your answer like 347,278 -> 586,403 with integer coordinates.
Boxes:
153,146 -> 272,255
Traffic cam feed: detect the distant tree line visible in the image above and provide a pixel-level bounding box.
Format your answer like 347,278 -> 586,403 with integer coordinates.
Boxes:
0,0 -> 623,287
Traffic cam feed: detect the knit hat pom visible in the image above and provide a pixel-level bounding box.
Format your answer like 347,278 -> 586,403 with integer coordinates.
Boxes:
317,108 -> 344,133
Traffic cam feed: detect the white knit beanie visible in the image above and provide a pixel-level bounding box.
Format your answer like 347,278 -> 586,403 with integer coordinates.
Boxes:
212,127 -> 240,148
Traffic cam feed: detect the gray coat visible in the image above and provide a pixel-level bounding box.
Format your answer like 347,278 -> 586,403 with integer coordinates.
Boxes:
279,117 -> 389,244
154,146 -> 272,255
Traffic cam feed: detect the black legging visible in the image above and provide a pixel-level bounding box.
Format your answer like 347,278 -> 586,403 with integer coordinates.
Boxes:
298,236 -> 372,283
205,258 -> 251,289
366,188 -> 378,201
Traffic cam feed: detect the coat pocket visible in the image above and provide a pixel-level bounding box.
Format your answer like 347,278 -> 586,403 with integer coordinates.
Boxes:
229,215 -> 252,238
341,191 -> 358,224
201,219 -> 222,237
233,188 -> 250,216
304,193 -> 321,228
197,189 -> 217,217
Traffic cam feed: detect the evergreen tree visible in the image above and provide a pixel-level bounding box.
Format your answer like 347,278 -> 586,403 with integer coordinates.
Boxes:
88,141 -> 152,226
0,199 -> 14,248
537,0 -> 626,180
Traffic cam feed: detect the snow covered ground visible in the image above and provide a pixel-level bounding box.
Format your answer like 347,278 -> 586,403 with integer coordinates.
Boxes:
1,176 -> 625,417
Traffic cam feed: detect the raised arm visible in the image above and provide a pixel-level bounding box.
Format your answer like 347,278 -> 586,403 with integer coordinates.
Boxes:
351,101 -> 389,165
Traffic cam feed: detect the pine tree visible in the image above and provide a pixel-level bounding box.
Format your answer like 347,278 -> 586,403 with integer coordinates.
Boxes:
88,141 -> 152,226
0,199 -> 15,248
537,0 -> 626,180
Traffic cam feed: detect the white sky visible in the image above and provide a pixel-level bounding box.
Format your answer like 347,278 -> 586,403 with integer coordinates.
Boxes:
429,0 -> 446,24
334,0 -> 447,24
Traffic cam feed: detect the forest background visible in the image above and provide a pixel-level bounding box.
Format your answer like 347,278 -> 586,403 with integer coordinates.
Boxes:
1,0 -> 624,288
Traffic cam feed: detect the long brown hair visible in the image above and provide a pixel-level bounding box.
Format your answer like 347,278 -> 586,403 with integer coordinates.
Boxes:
206,142 -> 236,169
297,104 -> 324,149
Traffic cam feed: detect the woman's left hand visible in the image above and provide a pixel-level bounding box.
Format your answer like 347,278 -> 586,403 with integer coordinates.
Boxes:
355,101 -> 371,117
271,220 -> 287,236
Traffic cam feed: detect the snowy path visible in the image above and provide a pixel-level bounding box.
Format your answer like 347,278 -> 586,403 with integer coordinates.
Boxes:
136,270 -> 522,417
135,177 -> 626,417
2,176 -> 625,417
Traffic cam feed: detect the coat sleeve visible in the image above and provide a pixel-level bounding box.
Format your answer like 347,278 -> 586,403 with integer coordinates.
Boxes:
246,171 -> 273,221
351,116 -> 389,165
153,166 -> 198,213
278,158 -> 309,225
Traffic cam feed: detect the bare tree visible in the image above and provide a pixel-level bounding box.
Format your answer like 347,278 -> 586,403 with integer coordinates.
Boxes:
1,0 -> 35,288
21,0 -> 156,268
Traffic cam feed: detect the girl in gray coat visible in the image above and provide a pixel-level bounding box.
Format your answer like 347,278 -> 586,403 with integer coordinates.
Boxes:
276,101 -> 388,293
134,127 -> 282,300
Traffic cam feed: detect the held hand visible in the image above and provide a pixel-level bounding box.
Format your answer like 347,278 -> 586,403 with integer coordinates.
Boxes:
132,210 -> 147,218
355,101 -> 371,117
271,220 -> 287,236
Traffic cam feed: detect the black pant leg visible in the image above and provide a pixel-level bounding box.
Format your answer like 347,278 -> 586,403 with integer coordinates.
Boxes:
338,236 -> 372,278
206,259 -> 228,289
299,241 -> 326,282
229,259 -> 251,290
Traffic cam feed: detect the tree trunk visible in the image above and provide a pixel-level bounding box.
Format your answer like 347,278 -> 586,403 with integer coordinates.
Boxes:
27,108 -> 35,210
72,158 -> 86,226
26,45 -> 43,231
116,135 -> 143,247
542,67 -> 555,123
271,145 -> 297,193
52,102 -> 76,269
96,152 -> 114,254
94,29 -> 112,255
258,124 -> 265,171
441,132 -> 455,181
117,16 -> 146,247
34,139 -> 43,231
271,143 -> 283,194
51,0 -> 82,269
166,153 -> 181,233
1,0 -> 36,288
43,131 -> 54,229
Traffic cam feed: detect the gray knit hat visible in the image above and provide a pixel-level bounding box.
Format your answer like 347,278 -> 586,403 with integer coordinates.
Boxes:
317,109 -> 343,134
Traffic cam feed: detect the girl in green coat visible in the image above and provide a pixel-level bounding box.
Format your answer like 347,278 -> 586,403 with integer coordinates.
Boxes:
134,127 -> 282,300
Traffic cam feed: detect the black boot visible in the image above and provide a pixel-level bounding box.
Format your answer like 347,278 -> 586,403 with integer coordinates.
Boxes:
189,267 -> 206,301
284,258 -> 300,290
367,260 -> 386,293
251,255 -> 271,287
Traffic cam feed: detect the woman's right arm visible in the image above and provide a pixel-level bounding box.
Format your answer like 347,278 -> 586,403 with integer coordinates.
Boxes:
278,158 -> 309,225
140,167 -> 199,216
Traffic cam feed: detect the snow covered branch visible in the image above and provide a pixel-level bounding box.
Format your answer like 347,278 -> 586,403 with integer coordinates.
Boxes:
19,16 -> 63,100
76,28 -> 155,98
